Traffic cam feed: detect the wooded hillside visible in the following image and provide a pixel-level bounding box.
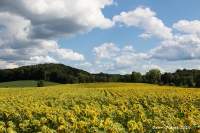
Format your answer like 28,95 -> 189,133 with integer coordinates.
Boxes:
0,63 -> 200,88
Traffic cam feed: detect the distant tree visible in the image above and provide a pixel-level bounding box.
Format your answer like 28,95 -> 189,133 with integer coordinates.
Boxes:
108,77 -> 113,82
70,77 -> 79,84
119,76 -> 125,82
124,74 -> 131,82
169,83 -> 175,86
101,76 -> 107,82
161,72 -> 174,85
186,76 -> 194,87
84,75 -> 90,83
78,73 -> 85,83
195,75 -> 200,88
131,71 -> 142,83
173,74 -> 180,86
180,76 -> 187,86
37,80 -> 45,87
142,75 -> 147,83
145,69 -> 161,84
89,75 -> 95,83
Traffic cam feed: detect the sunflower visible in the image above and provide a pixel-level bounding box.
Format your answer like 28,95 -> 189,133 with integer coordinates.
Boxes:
0,126 -> 6,133
140,114 -> 147,123
7,127 -> 17,133
178,120 -> 184,127
127,120 -> 138,131
58,125 -> 66,131
58,116 -> 66,125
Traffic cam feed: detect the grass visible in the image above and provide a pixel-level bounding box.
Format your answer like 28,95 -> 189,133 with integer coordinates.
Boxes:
0,80 -> 60,87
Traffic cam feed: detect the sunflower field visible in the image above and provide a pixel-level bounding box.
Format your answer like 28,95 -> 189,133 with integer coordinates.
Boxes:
0,83 -> 200,133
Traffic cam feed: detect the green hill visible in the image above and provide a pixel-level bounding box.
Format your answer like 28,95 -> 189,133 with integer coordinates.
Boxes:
0,63 -> 90,84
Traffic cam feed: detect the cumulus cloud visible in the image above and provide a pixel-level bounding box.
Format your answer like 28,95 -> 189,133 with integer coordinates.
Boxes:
74,62 -> 92,67
99,52 -> 149,71
90,68 -> 99,74
113,52 -> 149,69
94,60 -> 101,64
52,48 -> 84,61
138,33 -> 152,39
0,0 -> 116,69
122,45 -> 135,51
118,70 -> 131,75
173,20 -> 200,34
30,55 -> 58,64
113,7 -> 172,39
161,64 -> 184,73
195,65 -> 200,69
93,43 -> 120,59
0,0 -> 115,39
141,64 -> 165,73
99,62 -> 116,71
0,12 -> 58,65
0,60 -> 18,69
149,34 -> 200,61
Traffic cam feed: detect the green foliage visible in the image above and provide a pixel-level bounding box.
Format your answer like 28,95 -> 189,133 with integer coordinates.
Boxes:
186,76 -> 194,87
0,63 -> 200,88
78,73 -> 85,83
195,75 -> 200,88
131,71 -> 142,83
37,80 -> 45,87
169,82 -> 175,86
158,81 -> 164,86
145,69 -> 161,84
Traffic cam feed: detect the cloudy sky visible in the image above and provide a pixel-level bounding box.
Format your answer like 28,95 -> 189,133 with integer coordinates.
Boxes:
0,0 -> 200,74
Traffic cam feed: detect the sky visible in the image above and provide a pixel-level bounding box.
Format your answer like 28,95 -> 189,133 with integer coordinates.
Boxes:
0,0 -> 200,75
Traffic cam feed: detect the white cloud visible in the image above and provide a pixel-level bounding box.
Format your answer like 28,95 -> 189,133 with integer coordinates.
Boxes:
90,68 -> 99,74
99,62 -> 116,70
142,64 -> 165,73
113,52 -> 149,69
52,48 -> 84,61
138,33 -> 152,39
118,70 -> 130,75
161,64 -> 184,73
3,55 -> 59,67
0,12 -> 30,41
149,34 -> 200,61
0,60 -> 18,69
74,62 -> 92,67
94,60 -> 101,64
93,43 -> 120,59
122,45 -> 135,51
113,2 -> 118,6
0,1 -> 116,69
173,20 -> 200,34
0,0 -> 115,39
30,55 -> 58,64
195,65 -> 200,69
113,7 -> 172,39
0,12 -> 61,67
99,52 -> 149,71
118,24 -> 124,27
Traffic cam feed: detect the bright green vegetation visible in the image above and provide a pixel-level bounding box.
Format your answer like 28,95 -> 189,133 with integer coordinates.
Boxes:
0,80 -> 60,87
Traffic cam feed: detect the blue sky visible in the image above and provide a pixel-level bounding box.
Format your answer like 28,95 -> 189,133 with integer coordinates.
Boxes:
0,0 -> 200,74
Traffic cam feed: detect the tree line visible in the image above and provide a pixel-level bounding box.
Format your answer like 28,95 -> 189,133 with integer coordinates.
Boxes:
0,63 -> 200,88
